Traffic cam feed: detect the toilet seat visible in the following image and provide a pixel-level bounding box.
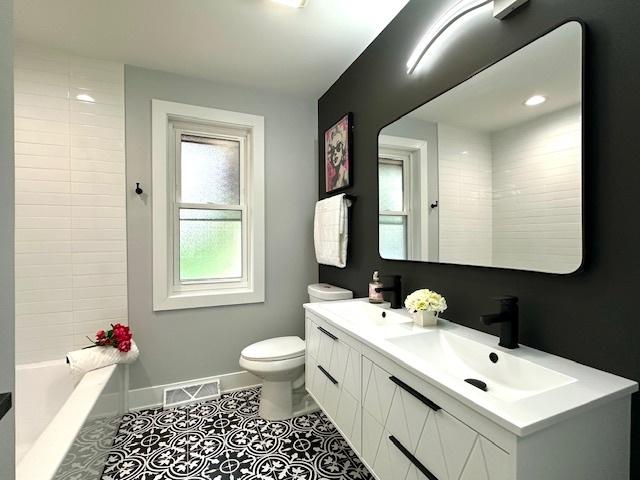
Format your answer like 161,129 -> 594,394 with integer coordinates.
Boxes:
239,355 -> 305,376
241,336 -> 305,362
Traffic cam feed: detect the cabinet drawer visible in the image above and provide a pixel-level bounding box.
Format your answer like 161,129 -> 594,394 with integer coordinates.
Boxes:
362,356 -> 511,480
305,316 -> 321,360
306,352 -> 362,454
305,316 -> 361,399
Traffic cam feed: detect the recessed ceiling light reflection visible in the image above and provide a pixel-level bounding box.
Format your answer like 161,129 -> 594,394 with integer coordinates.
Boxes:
76,93 -> 95,103
524,95 -> 546,107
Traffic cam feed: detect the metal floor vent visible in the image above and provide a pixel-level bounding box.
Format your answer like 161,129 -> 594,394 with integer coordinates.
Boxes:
163,378 -> 221,409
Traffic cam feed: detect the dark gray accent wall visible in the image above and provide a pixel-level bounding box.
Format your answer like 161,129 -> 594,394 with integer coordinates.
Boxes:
0,0 -> 15,477
125,66 -> 318,391
318,0 -> 640,474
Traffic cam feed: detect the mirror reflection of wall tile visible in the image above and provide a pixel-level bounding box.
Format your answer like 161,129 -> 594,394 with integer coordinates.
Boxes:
438,124 -> 492,267
492,105 -> 581,273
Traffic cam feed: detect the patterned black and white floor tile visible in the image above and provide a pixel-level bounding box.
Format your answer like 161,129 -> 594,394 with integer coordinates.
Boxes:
101,386 -> 373,480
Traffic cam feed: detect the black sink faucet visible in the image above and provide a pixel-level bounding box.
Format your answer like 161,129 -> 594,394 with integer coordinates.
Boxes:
375,275 -> 402,309
480,296 -> 519,349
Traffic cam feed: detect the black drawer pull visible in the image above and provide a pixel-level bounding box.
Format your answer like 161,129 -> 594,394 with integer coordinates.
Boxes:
389,376 -> 441,411
317,326 -> 338,341
318,365 -> 338,385
389,436 -> 439,480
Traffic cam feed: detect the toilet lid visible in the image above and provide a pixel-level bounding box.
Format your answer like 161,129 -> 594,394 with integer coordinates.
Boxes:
241,336 -> 305,362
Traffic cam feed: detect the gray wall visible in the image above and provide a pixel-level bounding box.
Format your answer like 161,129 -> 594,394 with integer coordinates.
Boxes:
125,66 -> 318,390
0,0 -> 15,477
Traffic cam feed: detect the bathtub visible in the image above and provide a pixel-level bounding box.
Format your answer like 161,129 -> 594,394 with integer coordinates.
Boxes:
15,359 -> 125,480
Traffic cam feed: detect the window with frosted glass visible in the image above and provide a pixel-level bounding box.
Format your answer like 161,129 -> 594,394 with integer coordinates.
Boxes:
379,162 -> 404,211
177,133 -> 243,283
179,209 -> 242,281
379,215 -> 407,260
180,136 -> 240,205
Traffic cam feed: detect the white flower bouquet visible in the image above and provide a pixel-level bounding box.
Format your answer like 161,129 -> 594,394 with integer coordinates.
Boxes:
404,289 -> 447,326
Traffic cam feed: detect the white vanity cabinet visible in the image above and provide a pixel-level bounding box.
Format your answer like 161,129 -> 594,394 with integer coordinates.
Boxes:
304,307 -> 635,480
305,313 -> 362,453
361,356 -> 511,480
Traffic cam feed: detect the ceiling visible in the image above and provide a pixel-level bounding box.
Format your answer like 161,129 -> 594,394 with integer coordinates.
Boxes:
408,21 -> 582,132
14,0 -> 409,98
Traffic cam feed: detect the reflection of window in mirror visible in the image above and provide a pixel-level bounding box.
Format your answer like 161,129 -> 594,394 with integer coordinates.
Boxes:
378,136 -> 431,262
379,153 -> 410,260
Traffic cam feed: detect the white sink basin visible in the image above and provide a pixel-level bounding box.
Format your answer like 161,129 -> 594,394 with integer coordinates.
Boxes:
388,330 -> 576,402
316,300 -> 411,327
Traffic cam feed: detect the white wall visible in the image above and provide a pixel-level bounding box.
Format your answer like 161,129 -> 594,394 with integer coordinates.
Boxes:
438,124 -> 493,266
125,66 -> 318,391
14,45 -> 127,364
0,0 -> 16,476
492,105 -> 582,273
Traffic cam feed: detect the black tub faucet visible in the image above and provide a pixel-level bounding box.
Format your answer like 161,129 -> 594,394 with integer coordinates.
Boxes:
375,275 -> 402,309
480,296 -> 519,349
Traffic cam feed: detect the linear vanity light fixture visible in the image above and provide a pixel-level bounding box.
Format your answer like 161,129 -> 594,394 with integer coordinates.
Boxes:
406,0 -> 528,74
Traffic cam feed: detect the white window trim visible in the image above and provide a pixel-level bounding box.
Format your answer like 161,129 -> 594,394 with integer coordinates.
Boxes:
152,100 -> 265,311
379,135 -> 428,260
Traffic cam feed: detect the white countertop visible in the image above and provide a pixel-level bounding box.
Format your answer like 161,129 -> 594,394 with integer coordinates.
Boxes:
304,298 -> 638,437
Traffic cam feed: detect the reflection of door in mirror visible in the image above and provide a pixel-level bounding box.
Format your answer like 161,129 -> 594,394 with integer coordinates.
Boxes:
378,21 -> 583,274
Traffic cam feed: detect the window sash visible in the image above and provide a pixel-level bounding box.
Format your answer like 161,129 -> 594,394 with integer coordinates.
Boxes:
379,154 -> 412,259
379,214 -> 408,260
170,124 -> 249,290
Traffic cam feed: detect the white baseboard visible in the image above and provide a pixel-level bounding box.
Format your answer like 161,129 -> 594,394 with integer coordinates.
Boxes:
92,370 -> 261,416
128,370 -> 262,411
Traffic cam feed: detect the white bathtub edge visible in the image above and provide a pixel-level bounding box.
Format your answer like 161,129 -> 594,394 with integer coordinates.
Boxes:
16,364 -> 118,480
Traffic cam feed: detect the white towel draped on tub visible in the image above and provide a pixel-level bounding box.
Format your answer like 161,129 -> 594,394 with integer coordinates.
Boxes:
66,341 -> 140,376
314,193 -> 350,268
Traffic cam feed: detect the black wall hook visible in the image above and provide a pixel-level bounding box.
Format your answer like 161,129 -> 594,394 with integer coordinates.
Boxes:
135,183 -> 143,195
430,200 -> 439,209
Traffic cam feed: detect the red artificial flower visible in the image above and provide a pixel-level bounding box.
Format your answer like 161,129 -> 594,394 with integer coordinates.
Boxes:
88,323 -> 133,352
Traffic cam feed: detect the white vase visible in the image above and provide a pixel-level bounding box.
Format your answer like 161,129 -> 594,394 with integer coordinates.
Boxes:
412,310 -> 438,327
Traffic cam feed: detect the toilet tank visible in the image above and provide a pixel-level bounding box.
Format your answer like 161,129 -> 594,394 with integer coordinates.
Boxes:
307,283 -> 353,303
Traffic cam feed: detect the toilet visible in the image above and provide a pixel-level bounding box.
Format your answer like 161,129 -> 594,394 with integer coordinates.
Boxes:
240,283 -> 353,420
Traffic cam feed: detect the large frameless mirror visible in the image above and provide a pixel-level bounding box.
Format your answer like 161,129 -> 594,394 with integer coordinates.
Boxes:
378,21 -> 583,274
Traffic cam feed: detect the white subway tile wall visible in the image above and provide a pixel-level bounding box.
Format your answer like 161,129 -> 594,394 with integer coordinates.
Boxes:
492,106 -> 582,273
14,45 -> 127,364
438,124 -> 493,266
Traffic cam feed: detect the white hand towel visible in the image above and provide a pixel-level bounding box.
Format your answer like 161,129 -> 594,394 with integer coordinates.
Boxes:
314,194 -> 350,268
66,341 -> 140,376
